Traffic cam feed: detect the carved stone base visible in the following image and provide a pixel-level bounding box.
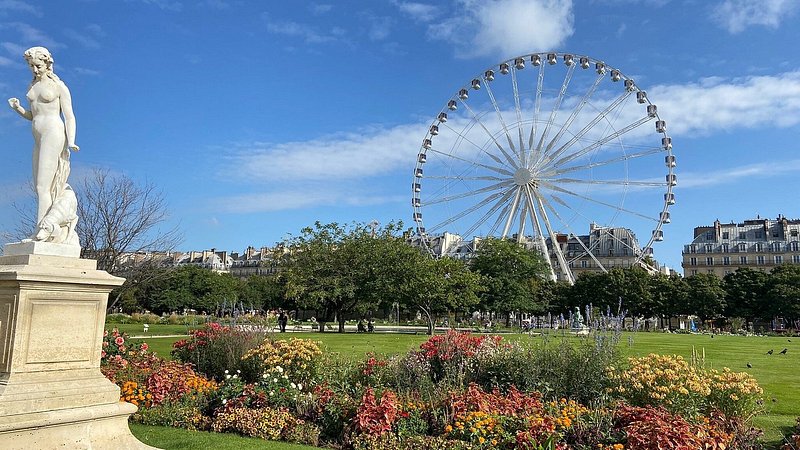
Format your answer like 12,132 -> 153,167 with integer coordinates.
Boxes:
0,248 -> 157,449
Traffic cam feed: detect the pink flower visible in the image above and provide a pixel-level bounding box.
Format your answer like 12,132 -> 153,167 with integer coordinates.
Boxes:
140,343 -> 149,351
101,351 -> 106,358
115,336 -> 124,346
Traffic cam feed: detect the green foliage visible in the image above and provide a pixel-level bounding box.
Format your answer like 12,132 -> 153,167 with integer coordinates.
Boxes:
470,238 -> 550,321
724,268 -> 769,322
141,265 -> 244,315
685,273 -> 727,321
765,264 -> 800,320
171,323 -> 267,382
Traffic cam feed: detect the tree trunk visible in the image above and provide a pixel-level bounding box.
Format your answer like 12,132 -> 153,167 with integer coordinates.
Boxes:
338,317 -> 346,333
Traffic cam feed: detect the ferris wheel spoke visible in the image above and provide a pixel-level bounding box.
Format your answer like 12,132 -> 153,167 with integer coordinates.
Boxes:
540,71 -> 606,162
538,90 -> 633,169
427,190 -> 508,232
501,186 -> 523,238
523,186 -> 557,280
531,190 -> 573,283
423,180 -> 514,206
534,63 -> 576,160
461,188 -> 518,238
540,180 -> 660,223
510,67 -> 526,162
526,62 -> 546,166
547,115 -> 653,170
441,122 -> 511,170
461,101 -> 519,170
483,79 -> 519,157
538,194 -> 608,272
487,200 -> 514,237
428,146 -> 514,177
548,178 -> 667,188
542,146 -> 664,177
516,199 -> 528,242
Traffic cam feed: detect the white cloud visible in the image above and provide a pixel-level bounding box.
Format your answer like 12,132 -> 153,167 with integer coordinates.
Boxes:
0,22 -> 63,51
679,159 -> 800,189
652,71 -> 800,136
265,18 -> 342,44
0,54 -> 12,66
712,0 -> 798,33
427,0 -> 574,58
210,189 -> 405,214
63,28 -> 101,49
394,1 -> 440,21
73,67 -> 100,76
309,3 -> 333,15
0,0 -> 42,17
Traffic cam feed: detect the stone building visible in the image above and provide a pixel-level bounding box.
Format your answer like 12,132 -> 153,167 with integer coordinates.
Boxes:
681,215 -> 800,277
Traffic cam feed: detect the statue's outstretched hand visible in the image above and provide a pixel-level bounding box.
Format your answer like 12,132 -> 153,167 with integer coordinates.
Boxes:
8,98 -> 20,109
68,144 -> 80,152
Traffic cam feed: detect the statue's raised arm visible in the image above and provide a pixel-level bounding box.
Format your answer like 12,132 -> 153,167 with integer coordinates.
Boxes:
7,47 -> 80,246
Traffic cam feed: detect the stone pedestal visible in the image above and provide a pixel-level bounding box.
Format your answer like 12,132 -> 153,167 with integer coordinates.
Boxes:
0,243 -> 157,449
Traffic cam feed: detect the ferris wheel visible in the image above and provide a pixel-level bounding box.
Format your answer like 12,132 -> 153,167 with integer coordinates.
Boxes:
411,52 -> 675,283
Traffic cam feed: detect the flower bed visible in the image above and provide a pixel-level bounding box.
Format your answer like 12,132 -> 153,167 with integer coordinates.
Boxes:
103,327 -> 766,449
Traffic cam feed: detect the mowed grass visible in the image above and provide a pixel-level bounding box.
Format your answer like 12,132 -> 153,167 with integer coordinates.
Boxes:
130,424 -> 317,450
123,328 -> 800,448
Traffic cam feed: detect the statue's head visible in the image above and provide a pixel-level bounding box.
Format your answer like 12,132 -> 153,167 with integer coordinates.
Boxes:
23,46 -> 55,81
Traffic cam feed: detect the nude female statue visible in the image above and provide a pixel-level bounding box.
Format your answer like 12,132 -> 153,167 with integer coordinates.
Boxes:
8,47 -> 80,245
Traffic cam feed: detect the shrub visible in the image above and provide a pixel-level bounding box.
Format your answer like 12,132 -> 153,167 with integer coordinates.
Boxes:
473,334 -> 620,404
171,323 -> 267,381
211,406 -> 299,440
354,388 -> 399,435
351,434 -> 471,450
607,354 -> 763,420
133,397 -> 212,430
417,330 -> 505,383
614,405 -> 733,450
241,337 -> 323,384
783,417 -> 800,450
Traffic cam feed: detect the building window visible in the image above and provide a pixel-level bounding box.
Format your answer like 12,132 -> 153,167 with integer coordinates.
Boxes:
740,256 -> 747,264
739,232 -> 746,239
773,230 -> 780,237
722,231 -> 730,239
738,243 -> 747,252
757,255 -> 765,265
690,245 -> 696,253
691,270 -> 698,275
706,231 -> 714,240
791,242 -> 799,251
581,260 -> 588,268
775,255 -> 783,264
755,243 -> 763,252
723,256 -> 730,265
705,244 -> 713,252
690,257 -> 697,266
755,231 -> 763,239
793,255 -> 800,264
792,229 -> 799,237
706,257 -> 713,265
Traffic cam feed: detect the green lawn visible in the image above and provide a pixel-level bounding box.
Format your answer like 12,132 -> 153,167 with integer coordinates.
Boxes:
130,424 -> 317,450
121,328 -> 800,448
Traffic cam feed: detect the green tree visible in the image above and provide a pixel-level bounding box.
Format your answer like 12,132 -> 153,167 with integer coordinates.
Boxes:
283,221 -> 416,332
723,268 -> 769,323
397,256 -> 484,334
142,265 -> 241,315
765,264 -> 800,321
685,273 -> 727,323
239,274 -> 286,311
469,238 -> 550,325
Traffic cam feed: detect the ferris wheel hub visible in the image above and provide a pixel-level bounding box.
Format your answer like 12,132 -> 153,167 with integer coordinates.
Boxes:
513,167 -> 535,186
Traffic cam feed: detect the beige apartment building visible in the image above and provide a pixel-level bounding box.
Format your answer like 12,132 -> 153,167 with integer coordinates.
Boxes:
682,215 -> 800,277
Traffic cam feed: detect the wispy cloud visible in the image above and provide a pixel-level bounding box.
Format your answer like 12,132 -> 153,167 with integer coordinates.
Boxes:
63,25 -> 105,49
0,22 -> 63,51
393,1 -> 440,21
0,54 -> 12,66
126,0 -> 183,12
201,0 -> 229,9
0,0 -> 42,17
73,67 -> 100,76
264,16 -> 345,44
424,0 -> 574,58
679,159 -> 800,189
309,3 -> 333,15
712,0 -> 798,33
210,189 -> 405,214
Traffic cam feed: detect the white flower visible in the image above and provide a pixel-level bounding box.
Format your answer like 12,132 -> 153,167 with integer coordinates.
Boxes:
290,382 -> 297,389
262,373 -> 268,379
269,391 -> 274,396
225,374 -> 231,380
222,399 -> 228,404
276,366 -> 284,373
282,374 -> 288,380
297,383 -> 303,391
273,378 -> 278,383
224,370 -> 229,374
236,369 -> 241,374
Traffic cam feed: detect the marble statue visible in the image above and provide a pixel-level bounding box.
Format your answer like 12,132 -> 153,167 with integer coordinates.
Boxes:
8,46 -> 80,246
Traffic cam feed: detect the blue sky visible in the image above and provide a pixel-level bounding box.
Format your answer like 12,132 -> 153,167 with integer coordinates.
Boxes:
1,0 -> 799,273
